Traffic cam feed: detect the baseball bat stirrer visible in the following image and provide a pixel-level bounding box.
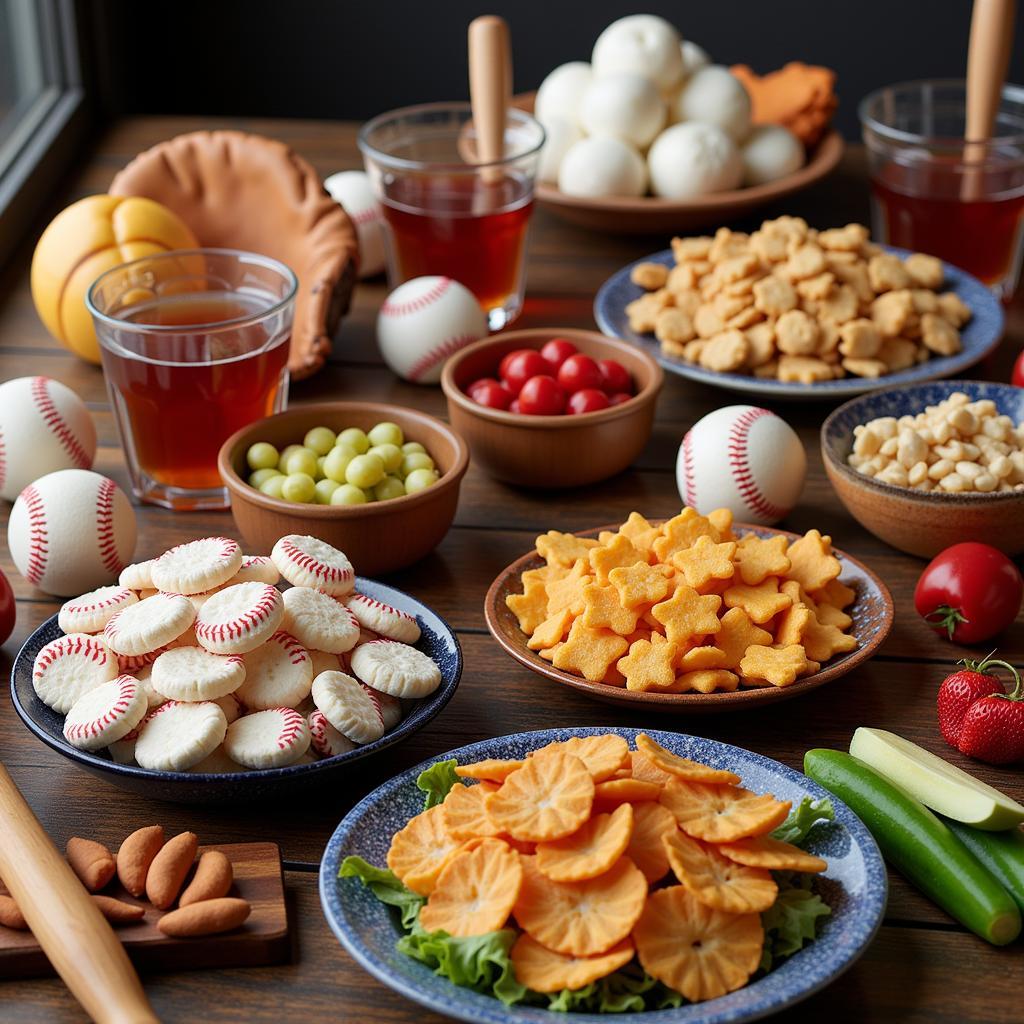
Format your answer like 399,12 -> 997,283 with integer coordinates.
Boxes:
468,15 -> 511,188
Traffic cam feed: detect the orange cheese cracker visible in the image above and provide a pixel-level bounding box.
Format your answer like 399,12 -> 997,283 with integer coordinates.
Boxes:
739,644 -> 819,687
618,633 -> 679,692
506,578 -> 549,635
552,620 -> 629,683
676,669 -> 740,694
608,562 -> 671,609
650,585 -> 722,646
589,533 -> 646,584
723,578 -> 792,624
536,531 -> 598,568
734,534 -> 791,586
670,535 -> 736,590
581,582 -> 640,636
785,529 -> 841,592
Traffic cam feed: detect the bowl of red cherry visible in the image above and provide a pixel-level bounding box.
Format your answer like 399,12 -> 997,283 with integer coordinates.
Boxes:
440,328 -> 663,487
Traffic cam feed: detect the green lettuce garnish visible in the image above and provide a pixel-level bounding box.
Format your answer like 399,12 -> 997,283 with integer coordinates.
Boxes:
416,758 -> 459,809
338,856 -> 424,930
771,795 -> 835,845
545,964 -> 684,1013
760,875 -> 832,971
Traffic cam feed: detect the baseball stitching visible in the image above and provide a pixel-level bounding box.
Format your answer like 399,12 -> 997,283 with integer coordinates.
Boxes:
158,536 -> 239,572
64,676 -> 138,742
727,408 -> 788,522
351,593 -> 414,622
34,635 -> 111,678
20,484 -> 49,586
680,429 -> 697,508
117,645 -> 169,673
350,205 -> 382,228
309,710 -> 330,756
241,555 -> 270,569
270,630 -> 309,666
196,585 -> 280,643
360,680 -> 383,725
0,426 -> 6,491
95,478 -> 124,576
278,538 -> 352,585
31,377 -> 91,471
275,707 -> 305,749
64,587 -> 135,615
406,332 -> 478,383
379,277 -> 452,318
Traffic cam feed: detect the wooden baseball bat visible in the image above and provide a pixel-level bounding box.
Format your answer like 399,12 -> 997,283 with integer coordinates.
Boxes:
468,15 -> 511,186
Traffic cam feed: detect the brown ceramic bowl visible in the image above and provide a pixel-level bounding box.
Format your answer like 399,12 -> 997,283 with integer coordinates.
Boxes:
218,402 -> 469,576
513,93 -> 844,235
441,328 -> 663,488
821,381 -> 1024,559
485,522 -> 893,713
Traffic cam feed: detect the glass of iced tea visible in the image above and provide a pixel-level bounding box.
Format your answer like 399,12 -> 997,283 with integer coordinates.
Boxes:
359,102 -> 545,330
861,80 -> 1024,300
87,249 -> 296,511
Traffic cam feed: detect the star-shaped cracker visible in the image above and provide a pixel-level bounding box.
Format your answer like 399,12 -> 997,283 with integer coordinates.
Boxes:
589,533 -> 646,585
650,584 -> 723,646
581,582 -> 640,636
536,531 -> 599,568
527,607 -> 576,651
506,578 -> 549,635
678,644 -> 729,671
816,577 -> 856,608
618,512 -> 662,555
781,580 -> 852,631
785,529 -> 841,592
652,509 -> 719,563
734,534 -> 791,586
546,560 -> 593,617
671,535 -> 737,590
800,610 -> 858,662
714,607 -> 774,669
538,643 -> 562,662
723,578 -> 793,624
608,562 -> 670,609
626,627 -> 652,646
774,602 -> 812,646
677,668 -> 740,694
708,507 -> 734,541
739,644 -> 819,687
618,633 -> 679,692
552,619 -> 628,682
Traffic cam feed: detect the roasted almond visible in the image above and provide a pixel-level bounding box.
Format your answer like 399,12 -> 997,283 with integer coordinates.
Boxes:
179,850 -> 233,907
146,831 -> 198,910
0,894 -> 27,930
66,837 -> 116,892
157,897 -> 251,937
92,895 -> 146,924
117,825 -> 165,897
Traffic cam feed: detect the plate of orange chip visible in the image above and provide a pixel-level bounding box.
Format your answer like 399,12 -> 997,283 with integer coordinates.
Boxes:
484,508 -> 892,712
321,727 -> 887,1022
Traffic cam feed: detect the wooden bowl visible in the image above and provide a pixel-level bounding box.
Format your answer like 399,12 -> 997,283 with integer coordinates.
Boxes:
513,93 -> 844,235
822,381 -> 1024,559
440,328 -> 663,488
218,402 -> 469,576
485,522 -> 894,713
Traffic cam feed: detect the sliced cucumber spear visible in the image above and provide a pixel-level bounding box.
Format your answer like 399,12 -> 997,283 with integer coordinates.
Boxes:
943,819 -> 1024,915
805,748 -> 1021,946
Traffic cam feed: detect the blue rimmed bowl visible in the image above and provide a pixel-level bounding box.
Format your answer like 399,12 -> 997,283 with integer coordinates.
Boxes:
822,380 -> 1024,558
320,726 -> 887,1024
10,577 -> 461,804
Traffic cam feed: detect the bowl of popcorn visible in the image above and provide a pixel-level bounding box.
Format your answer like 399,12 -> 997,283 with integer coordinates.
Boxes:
822,381 -> 1024,558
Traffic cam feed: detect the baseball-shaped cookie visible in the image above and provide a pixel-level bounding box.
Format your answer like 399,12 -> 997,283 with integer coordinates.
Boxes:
271,535 -> 354,596
32,633 -> 118,712
324,171 -> 386,279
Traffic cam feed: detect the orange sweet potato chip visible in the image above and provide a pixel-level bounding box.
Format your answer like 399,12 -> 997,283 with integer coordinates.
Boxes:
386,804 -> 465,895
442,782 -> 502,841
511,934 -> 635,993
455,758 -> 525,783
593,778 -> 663,808
635,734 -> 741,786
660,778 -> 791,843
717,834 -> 827,873
630,750 -> 673,786
535,734 -> 631,783
626,801 -> 677,883
536,803 -> 634,882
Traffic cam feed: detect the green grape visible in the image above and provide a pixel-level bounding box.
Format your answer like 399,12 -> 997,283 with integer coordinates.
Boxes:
281,472 -> 316,503
368,443 -> 402,474
368,421 -> 404,447
338,427 -> 370,454
304,425 -> 337,455
246,441 -> 279,471
404,468 -> 439,493
361,488 -> 377,502
259,475 -> 287,499
285,447 -> 319,478
277,443 -> 303,471
401,441 -> 426,455
400,452 -> 435,478
248,468 -> 282,489
345,452 -> 386,489
329,483 -> 367,505
314,478 -> 341,504
373,475 -> 406,502
316,455 -> 327,478
323,444 -> 357,483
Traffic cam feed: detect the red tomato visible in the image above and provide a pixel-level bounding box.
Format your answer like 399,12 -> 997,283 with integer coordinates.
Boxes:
0,569 -> 14,646
518,375 -> 566,415
498,349 -> 549,396
467,378 -> 513,411
1012,349 -> 1024,387
567,388 -> 611,414
608,392 -> 633,406
540,337 -> 577,372
597,358 -> 632,395
509,399 -> 521,414
557,354 -> 603,393
914,542 -> 1023,644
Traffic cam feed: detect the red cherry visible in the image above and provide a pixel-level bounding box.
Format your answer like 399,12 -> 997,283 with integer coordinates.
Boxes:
540,337 -> 578,373
608,392 -> 633,406
567,388 -> 611,415
468,378 -> 513,411
557,353 -> 603,393
509,399 -> 521,414
518,375 -> 567,415
597,358 -> 632,395
1013,349 -> 1024,387
498,349 -> 549,396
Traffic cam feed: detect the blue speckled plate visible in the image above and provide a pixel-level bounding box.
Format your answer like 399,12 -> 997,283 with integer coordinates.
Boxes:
594,246 -> 1004,401
320,727 -> 887,1024
10,577 -> 461,804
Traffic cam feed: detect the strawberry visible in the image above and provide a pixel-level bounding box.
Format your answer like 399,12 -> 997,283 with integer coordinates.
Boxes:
936,655 -> 1006,748
957,661 -> 1024,765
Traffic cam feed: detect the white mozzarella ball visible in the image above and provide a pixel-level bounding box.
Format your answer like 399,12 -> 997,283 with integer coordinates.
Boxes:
680,40 -> 712,80
535,62 -> 593,126
675,65 -> 752,142
592,14 -> 684,93
579,73 -> 667,149
558,136 -> 647,198
537,117 -> 583,185
741,125 -> 805,186
647,122 -> 742,198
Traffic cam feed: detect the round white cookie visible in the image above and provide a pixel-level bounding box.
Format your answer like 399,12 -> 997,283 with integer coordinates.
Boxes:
537,115 -> 583,186
58,586 -> 138,635
281,587 -> 360,654
150,647 -> 246,702
271,535 -> 355,597
194,582 -> 284,655
119,559 -> 155,590
236,630 -> 313,710
151,537 -> 242,595
592,14 -> 684,93
231,555 -> 281,586
103,593 -> 196,657
131,663 -> 167,711
63,675 -> 148,751
741,124 -> 804,186
535,61 -> 593,125
579,72 -> 667,149
213,691 -> 244,723
349,640 -> 441,698
224,708 -> 311,769
324,170 -> 386,279
32,633 -> 117,712
558,136 -> 647,198
108,727 -> 140,765
378,691 -> 403,731
308,709 -> 358,758
134,700 -> 229,772
346,593 -> 421,644
648,122 -> 741,198
188,744 -> 245,774
674,65 -> 751,142
311,671 -> 385,744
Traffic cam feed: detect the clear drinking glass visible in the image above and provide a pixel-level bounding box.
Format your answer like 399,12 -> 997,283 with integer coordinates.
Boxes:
860,80 -> 1024,299
359,102 -> 545,330
87,249 -> 296,511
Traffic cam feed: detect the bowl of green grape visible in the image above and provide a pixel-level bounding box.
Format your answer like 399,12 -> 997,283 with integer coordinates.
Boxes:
218,402 -> 469,576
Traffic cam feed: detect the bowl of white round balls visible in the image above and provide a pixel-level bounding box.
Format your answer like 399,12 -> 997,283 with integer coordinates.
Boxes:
518,13 -> 843,233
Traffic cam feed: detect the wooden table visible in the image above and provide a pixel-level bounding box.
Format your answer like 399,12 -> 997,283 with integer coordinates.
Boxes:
1,117 -> 1022,1022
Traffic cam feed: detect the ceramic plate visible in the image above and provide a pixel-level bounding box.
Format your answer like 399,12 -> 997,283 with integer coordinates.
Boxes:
320,726 -> 887,1024
484,523 -> 892,712
594,246 -> 1004,400
10,577 -> 461,804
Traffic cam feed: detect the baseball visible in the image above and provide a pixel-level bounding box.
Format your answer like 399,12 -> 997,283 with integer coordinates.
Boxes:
324,170 -> 386,279
377,276 -> 487,385
0,376 -> 96,501
676,406 -> 806,526
8,469 -> 137,596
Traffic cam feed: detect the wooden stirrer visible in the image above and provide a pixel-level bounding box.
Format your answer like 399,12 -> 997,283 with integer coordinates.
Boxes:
468,15 -> 511,186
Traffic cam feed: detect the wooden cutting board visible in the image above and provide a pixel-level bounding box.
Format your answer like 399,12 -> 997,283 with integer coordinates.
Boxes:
0,842 -> 289,978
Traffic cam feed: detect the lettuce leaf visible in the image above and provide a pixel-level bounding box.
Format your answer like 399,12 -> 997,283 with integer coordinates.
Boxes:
760,874 -> 832,971
416,758 -> 460,809
771,796 -> 835,845
545,963 -> 684,1013
338,856 -> 425,930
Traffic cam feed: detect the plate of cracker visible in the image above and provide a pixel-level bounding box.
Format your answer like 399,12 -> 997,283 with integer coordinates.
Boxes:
593,218 -> 1004,400
484,508 -> 892,712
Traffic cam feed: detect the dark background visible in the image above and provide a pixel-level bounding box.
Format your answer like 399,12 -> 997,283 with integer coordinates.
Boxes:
86,0 -> 1024,139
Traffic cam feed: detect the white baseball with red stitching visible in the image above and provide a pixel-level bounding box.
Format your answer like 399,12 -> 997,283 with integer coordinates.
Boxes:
376,276 -> 488,384
7,469 -> 137,596
676,405 -> 806,526
324,171 -> 386,279
0,376 -> 97,501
